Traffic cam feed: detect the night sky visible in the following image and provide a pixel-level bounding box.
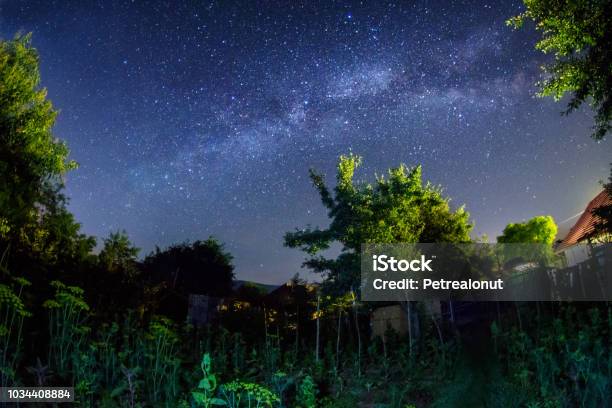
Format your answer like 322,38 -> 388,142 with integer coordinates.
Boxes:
1,1 -> 610,284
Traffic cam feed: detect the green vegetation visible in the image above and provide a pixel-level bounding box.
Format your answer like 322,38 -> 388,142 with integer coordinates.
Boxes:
497,215 -> 558,245
285,154 -> 472,295
1,32 -> 611,408
0,34 -> 77,249
508,0 -> 612,140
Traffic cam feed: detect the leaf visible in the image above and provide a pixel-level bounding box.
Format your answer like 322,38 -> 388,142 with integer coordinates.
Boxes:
198,378 -> 212,391
110,384 -> 127,398
192,391 -> 205,405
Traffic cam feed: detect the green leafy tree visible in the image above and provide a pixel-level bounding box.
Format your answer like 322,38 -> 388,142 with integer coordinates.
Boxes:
94,231 -> 141,316
0,34 -> 94,321
285,153 -> 472,294
497,215 -> 558,245
0,34 -> 76,238
508,0 -> 612,140
99,231 -> 140,279
30,197 -> 96,268
496,215 -> 559,272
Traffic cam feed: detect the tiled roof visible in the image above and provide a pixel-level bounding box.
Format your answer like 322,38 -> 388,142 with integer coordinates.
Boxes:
557,190 -> 612,250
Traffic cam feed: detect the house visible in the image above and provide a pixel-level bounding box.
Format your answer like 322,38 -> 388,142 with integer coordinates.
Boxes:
371,301 -> 442,340
262,279 -> 317,309
371,304 -> 409,338
187,280 -> 279,326
556,189 -> 612,267
187,294 -> 222,326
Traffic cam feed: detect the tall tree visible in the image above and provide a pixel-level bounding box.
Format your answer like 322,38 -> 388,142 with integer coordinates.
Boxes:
508,0 -> 612,140
99,231 -> 140,279
285,153 -> 472,294
1,34 -> 93,297
93,231 -> 141,316
144,239 -> 235,297
0,34 -> 75,240
497,215 -> 558,245
496,215 -> 559,271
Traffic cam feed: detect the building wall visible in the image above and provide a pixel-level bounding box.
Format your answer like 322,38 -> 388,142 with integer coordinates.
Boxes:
560,244 -> 591,267
187,294 -> 219,326
371,304 -> 408,339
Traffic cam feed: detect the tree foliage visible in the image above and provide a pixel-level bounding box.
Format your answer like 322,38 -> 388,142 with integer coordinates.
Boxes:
285,153 -> 472,293
144,239 -> 235,298
508,0 -> 612,140
497,215 -> 558,245
0,35 -> 94,297
0,34 -> 76,238
99,231 -> 140,278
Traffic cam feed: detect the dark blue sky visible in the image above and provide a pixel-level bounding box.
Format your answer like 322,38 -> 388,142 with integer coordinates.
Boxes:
1,0 -> 609,283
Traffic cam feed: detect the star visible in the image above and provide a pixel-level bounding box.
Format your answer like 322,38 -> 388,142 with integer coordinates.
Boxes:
0,0 -> 606,283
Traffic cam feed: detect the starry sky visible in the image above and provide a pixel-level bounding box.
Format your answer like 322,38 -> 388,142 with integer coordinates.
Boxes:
1,0 -> 610,284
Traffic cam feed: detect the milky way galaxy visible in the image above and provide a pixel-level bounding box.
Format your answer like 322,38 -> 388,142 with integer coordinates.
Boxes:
1,0 -> 610,283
